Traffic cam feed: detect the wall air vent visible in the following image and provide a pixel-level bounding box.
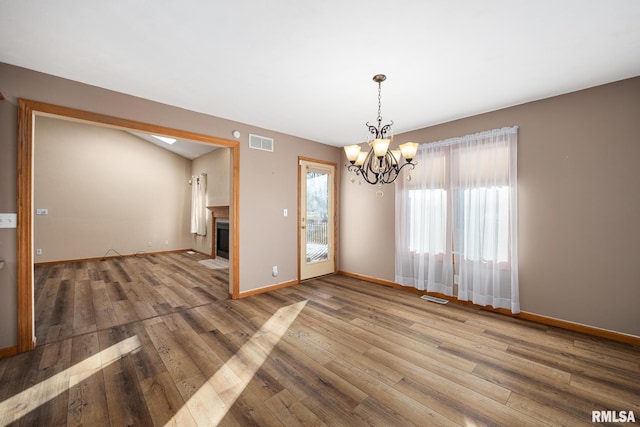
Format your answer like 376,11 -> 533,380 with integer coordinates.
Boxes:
249,134 -> 274,152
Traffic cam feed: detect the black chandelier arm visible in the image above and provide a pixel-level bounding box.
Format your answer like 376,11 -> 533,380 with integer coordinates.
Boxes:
383,160 -> 416,184
378,122 -> 393,139
346,149 -> 417,185
365,150 -> 390,184
346,149 -> 382,185
365,120 -> 394,139
346,164 -> 380,185
365,123 -> 379,137
349,166 -> 381,186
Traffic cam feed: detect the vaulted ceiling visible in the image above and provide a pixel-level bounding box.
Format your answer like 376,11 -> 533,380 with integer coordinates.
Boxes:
1,1 -> 639,147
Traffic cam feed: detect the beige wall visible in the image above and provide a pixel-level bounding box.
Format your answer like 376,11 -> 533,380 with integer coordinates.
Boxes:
34,116 -> 193,262
0,62 -> 340,349
0,98 -> 18,347
191,148 -> 231,255
1,61 -> 638,349
239,134 -> 340,290
340,76 -> 640,337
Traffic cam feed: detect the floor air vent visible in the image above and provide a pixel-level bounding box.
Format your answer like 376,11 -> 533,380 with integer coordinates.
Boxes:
249,134 -> 274,152
420,295 -> 449,304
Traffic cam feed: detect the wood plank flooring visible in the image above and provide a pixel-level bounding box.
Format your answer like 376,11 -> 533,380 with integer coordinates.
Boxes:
1,251 -> 639,426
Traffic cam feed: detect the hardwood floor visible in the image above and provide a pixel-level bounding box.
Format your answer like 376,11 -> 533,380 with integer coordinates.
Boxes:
32,252 -> 230,344
1,252 -> 639,426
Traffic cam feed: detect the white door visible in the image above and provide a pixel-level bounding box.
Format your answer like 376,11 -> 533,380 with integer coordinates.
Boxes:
299,159 -> 336,280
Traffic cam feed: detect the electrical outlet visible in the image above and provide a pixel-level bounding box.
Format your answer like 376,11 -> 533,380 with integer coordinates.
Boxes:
36,249 -> 43,256
272,266 -> 278,277
164,240 -> 169,246
147,242 -> 153,247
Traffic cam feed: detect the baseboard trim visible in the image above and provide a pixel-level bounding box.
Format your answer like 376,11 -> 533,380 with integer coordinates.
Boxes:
0,345 -> 18,358
511,311 -> 640,346
337,270 -> 640,346
34,249 -> 195,266
236,279 -> 299,299
189,248 -> 211,257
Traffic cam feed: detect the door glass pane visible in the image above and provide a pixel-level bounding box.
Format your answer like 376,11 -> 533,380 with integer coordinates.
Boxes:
306,171 -> 329,263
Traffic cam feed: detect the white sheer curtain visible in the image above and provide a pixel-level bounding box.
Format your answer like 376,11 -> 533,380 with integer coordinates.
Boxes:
395,143 -> 454,296
452,128 -> 519,313
395,127 -> 519,313
190,173 -> 207,236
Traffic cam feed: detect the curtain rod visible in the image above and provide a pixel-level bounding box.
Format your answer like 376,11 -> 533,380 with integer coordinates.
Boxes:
420,126 -> 518,150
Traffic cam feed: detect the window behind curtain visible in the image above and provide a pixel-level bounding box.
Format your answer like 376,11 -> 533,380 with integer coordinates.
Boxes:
395,127 -> 519,313
407,188 -> 447,254
454,186 -> 510,264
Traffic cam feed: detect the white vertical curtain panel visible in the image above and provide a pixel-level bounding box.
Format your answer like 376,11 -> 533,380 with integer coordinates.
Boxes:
395,127 -> 519,313
190,173 -> 207,236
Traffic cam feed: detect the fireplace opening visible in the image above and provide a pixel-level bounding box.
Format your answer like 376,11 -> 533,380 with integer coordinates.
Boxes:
216,221 -> 229,259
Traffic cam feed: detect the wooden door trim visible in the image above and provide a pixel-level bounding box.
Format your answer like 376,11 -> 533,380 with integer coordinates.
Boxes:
297,157 -> 338,281
17,99 -> 241,352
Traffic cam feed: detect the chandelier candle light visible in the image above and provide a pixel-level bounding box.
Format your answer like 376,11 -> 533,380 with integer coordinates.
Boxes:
344,74 -> 418,197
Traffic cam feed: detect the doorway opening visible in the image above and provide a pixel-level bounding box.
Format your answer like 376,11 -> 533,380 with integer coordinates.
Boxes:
17,99 -> 240,353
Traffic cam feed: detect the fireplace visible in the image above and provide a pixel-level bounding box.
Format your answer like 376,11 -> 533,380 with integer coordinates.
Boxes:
207,205 -> 230,259
216,221 -> 229,259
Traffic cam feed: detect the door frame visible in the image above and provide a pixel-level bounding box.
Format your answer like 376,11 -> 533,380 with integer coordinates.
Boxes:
17,99 -> 241,353
298,157 -> 338,281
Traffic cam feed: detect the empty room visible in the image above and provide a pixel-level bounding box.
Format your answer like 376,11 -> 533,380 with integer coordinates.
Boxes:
0,1 -> 639,426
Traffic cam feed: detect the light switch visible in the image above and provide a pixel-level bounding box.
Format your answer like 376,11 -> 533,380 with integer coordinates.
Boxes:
283,209 -> 288,217
0,213 -> 17,228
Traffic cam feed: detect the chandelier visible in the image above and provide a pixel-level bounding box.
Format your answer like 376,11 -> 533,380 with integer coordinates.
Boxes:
343,74 -> 418,196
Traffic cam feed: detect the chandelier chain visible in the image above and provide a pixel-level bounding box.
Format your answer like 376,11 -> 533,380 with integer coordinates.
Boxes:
377,81 -> 383,124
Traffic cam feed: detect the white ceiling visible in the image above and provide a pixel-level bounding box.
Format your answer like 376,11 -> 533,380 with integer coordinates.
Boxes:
1,1 -> 639,148
128,131 -> 217,160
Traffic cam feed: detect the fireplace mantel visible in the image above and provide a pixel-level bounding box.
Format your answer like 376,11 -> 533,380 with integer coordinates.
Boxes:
207,206 -> 229,259
207,205 -> 229,219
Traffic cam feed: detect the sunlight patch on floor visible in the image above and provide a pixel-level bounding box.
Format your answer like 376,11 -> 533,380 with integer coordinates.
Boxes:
0,335 -> 141,427
169,299 -> 308,426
